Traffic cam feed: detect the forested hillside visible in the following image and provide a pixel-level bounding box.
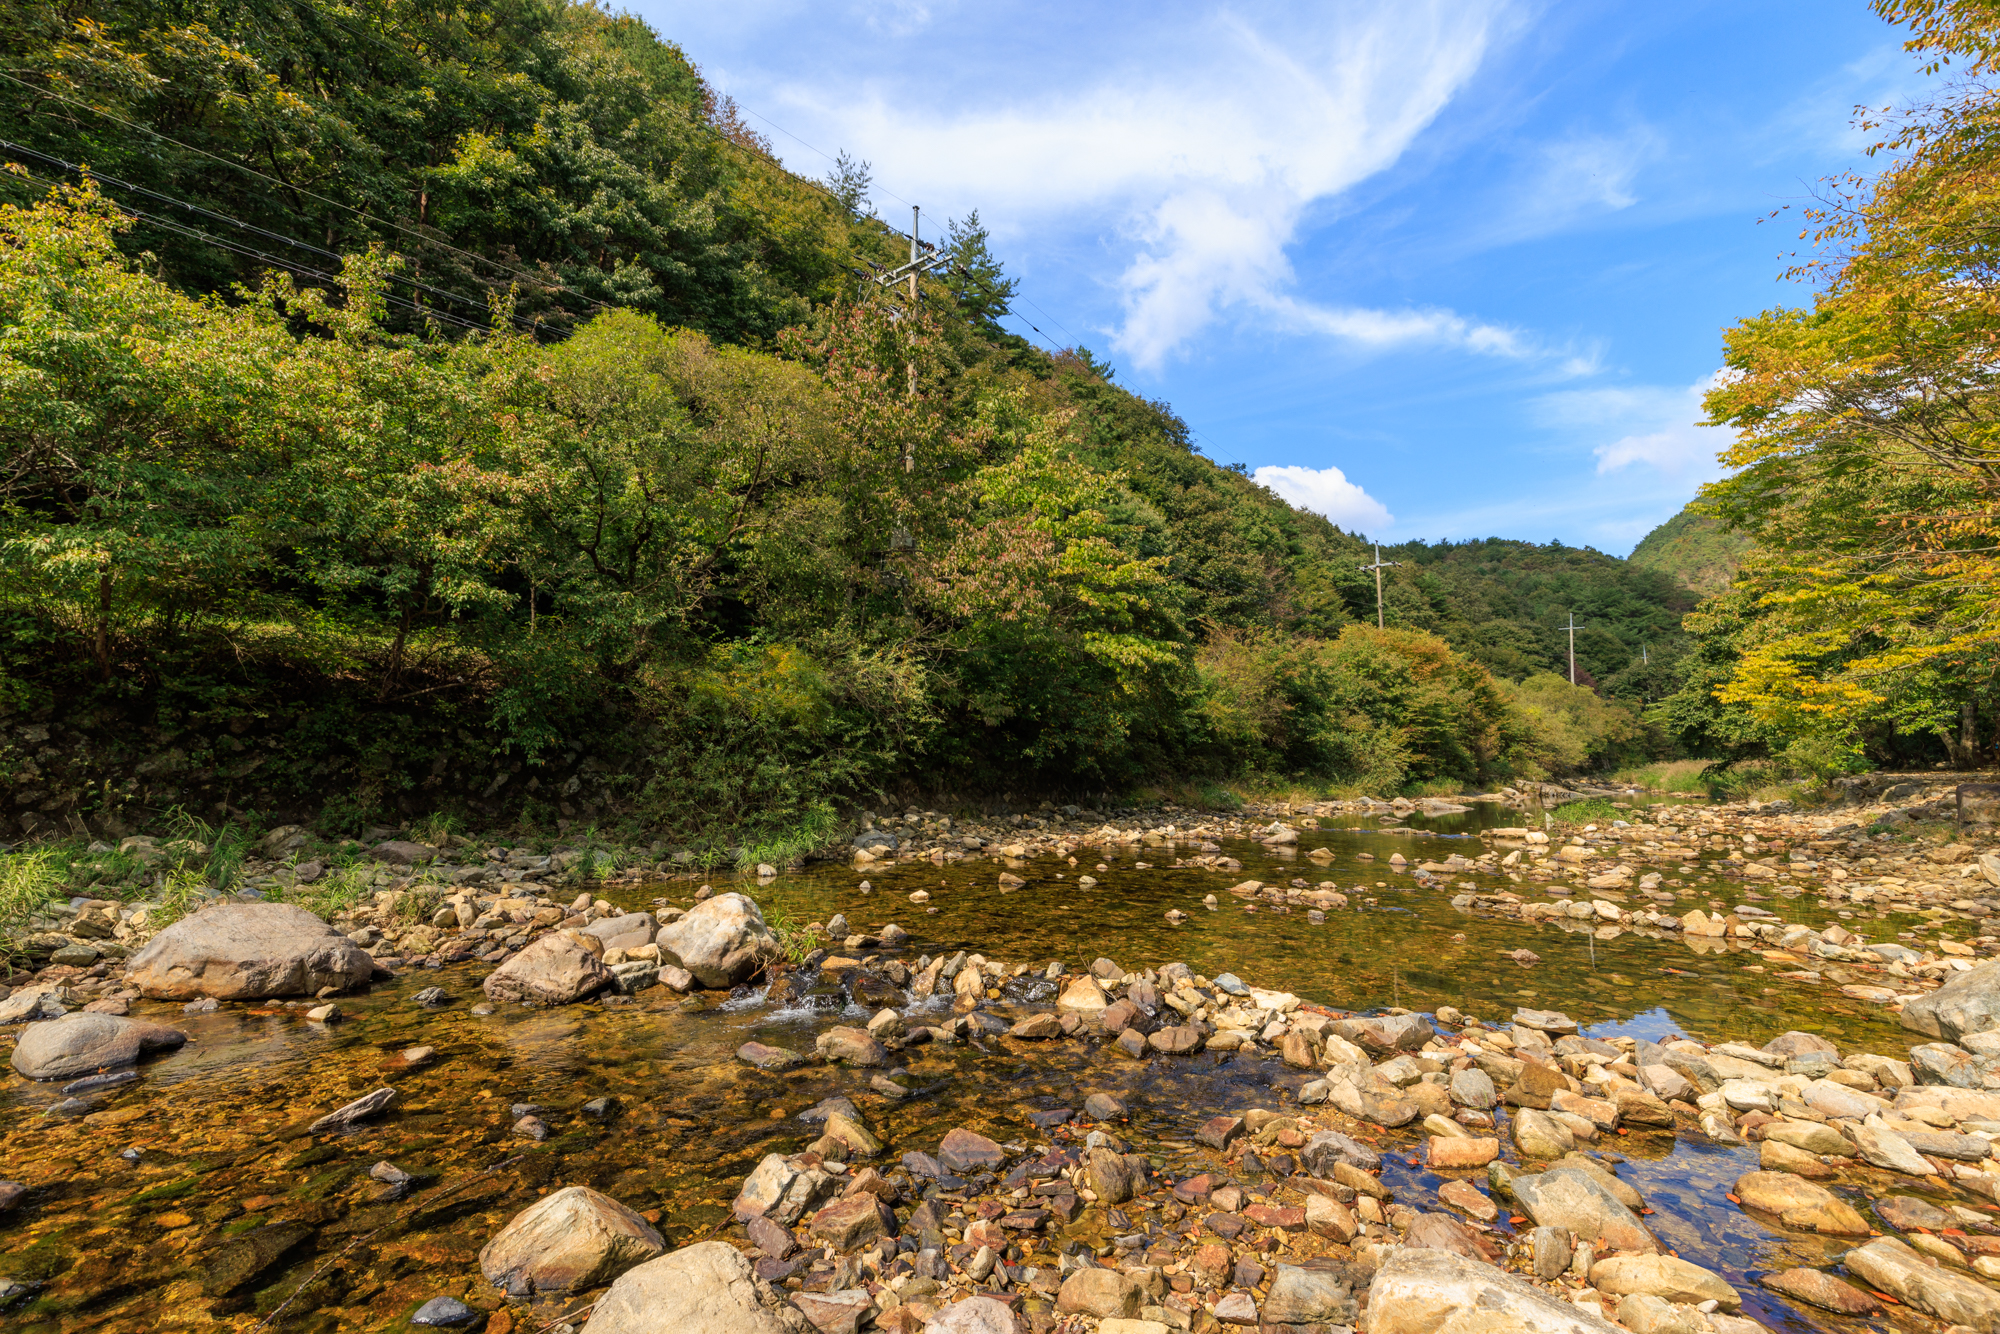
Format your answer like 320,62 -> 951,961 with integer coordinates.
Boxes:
0,0 -> 1694,847
1629,507 -> 1753,597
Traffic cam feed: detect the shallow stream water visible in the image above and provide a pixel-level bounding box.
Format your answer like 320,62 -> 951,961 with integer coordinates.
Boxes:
0,803 -> 1966,1332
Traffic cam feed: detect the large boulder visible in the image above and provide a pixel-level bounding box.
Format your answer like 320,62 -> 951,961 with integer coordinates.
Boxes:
482,930 -> 612,1006
1363,1244 -> 1622,1334
655,894 -> 781,988
10,1013 -> 186,1080
1902,959 -> 2000,1042
479,1186 -> 665,1295
124,902 -> 373,1000
582,1241 -> 811,1334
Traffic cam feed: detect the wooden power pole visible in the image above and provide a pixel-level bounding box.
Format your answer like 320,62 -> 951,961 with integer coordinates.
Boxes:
1359,546 -> 1401,629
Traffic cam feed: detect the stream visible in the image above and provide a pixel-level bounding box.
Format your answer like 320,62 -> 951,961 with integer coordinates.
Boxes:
0,800 -> 1962,1332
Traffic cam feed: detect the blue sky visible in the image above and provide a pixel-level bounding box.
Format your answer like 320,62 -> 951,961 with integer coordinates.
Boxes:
642,0 -> 1926,553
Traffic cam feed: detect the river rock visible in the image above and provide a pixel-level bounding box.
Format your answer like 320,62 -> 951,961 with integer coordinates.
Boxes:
125,902 -> 374,999
1759,1268 -> 1880,1315
1303,1129 -> 1382,1174
1764,1120 -> 1854,1156
1088,1147 -> 1139,1204
734,1155 -> 838,1225
481,1186 -> 664,1295
1510,1165 -> 1657,1253
9,1013 -> 186,1080
1307,1193 -> 1360,1242
1843,1236 -> 2000,1329
584,913 -> 658,952
1852,1123 -> 1933,1176
808,1194 -> 896,1249
482,930 -> 612,1005
410,1295 -> 478,1326
738,1042 -> 805,1072
1362,1244 -> 1623,1334
1761,1139 -> 1837,1178
1056,1268 -> 1141,1317
1590,1255 -> 1739,1309
1511,1108 -> 1575,1159
309,1086 -> 396,1132
1875,1195 -> 1952,1231
655,893 -> 782,988
582,1240 -> 811,1334
816,1027 -> 887,1066
920,1296 -> 1018,1333
1450,1068 -> 1497,1110
938,1128 -> 1005,1174
1729,1172 -> 1869,1234
1264,1260 -> 1358,1324
1902,958 -> 2000,1043
1430,1137 -> 1500,1169
1347,1013 -> 1432,1052
0,985 -> 68,1023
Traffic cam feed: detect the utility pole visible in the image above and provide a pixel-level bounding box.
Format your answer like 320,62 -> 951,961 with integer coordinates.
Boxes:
855,206 -> 955,475
1563,611 -> 1584,685
1358,546 -> 1402,629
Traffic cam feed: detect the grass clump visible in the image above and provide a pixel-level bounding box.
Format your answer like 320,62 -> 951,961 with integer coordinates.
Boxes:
1604,758 -> 1714,793
760,904 -> 818,968
0,848 -> 66,972
286,863 -> 377,921
1551,797 -> 1619,823
735,803 -> 841,873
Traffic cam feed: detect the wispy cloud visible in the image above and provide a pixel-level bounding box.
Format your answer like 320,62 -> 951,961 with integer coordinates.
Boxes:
758,3 -> 1523,370
1532,372 -> 1730,478
1253,463 -> 1394,533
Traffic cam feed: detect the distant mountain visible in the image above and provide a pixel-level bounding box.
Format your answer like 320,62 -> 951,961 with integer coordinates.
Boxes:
1628,505 -> 1752,596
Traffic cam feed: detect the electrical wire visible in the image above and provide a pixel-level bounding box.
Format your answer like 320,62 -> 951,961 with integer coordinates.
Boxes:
5,164 -> 498,336
0,68 -> 606,316
0,139 -> 553,335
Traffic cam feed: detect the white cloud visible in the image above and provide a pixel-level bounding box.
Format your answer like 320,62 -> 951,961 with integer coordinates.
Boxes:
1253,463 -> 1395,533
1533,372 -> 1729,478
756,3 -> 1524,370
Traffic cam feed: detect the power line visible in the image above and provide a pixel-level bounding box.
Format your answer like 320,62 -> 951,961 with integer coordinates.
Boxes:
0,140 -> 551,335
6,165 -> 495,336
0,68 -> 604,317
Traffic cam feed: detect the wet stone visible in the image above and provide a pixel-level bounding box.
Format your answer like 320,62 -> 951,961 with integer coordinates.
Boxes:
938,1128 -> 1006,1174
1195,1115 -> 1245,1149
1876,1195 -> 1953,1232
410,1295 -> 479,1326
1762,1268 -> 1882,1315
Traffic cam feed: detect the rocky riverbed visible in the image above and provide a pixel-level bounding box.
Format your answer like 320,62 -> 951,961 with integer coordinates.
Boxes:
7,786 -> 2000,1332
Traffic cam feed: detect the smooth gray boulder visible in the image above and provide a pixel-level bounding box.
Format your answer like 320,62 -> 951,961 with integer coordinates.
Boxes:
655,894 -> 781,988
125,902 -> 374,999
1902,958 -> 2000,1042
10,1013 -> 186,1080
581,1240 -> 811,1334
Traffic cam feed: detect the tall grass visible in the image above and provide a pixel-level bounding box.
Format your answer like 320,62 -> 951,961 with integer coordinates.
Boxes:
286,863 -> 377,920
1551,797 -> 1619,823
1604,759 -> 1713,793
734,803 -> 842,872
0,849 -> 66,972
